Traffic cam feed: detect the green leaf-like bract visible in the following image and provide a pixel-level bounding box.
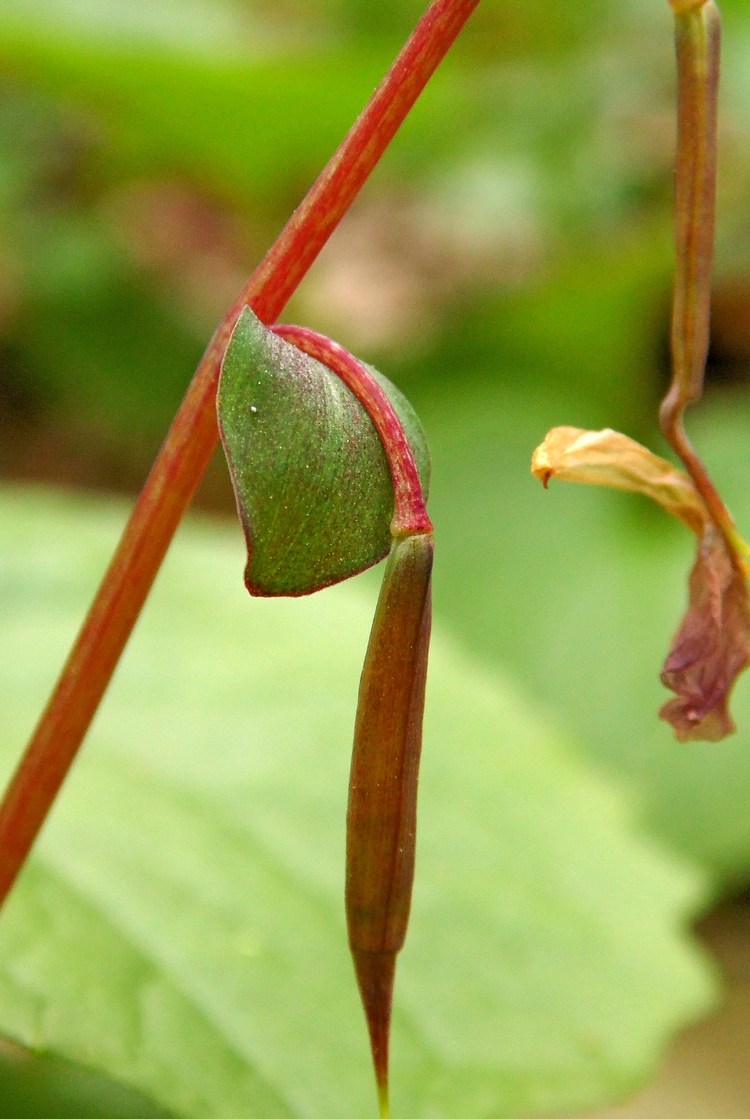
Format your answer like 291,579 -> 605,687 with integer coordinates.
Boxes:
217,308 -> 430,596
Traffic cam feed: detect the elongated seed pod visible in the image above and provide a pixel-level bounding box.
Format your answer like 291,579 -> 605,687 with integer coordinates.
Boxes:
346,531 -> 433,1116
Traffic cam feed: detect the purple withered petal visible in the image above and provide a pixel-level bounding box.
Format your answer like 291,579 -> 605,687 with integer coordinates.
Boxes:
660,525 -> 750,741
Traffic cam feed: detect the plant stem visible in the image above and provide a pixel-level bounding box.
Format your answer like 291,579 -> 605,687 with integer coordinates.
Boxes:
659,1 -> 734,540
270,324 -> 432,537
668,0 -> 720,407
0,0 -> 480,907
667,0 -> 720,411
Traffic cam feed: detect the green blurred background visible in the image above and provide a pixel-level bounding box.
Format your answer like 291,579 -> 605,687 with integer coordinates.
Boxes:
3,0 -> 750,1114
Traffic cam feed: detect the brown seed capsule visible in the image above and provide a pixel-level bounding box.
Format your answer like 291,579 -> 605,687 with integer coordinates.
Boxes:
346,532 -> 433,1116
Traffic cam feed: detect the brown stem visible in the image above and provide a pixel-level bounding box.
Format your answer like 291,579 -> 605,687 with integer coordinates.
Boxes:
666,0 -> 720,408
659,393 -> 736,544
660,3 -> 735,544
0,0 -> 480,907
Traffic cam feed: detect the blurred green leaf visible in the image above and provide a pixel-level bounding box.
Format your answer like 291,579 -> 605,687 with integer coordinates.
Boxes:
0,486 -> 713,1118
0,0 -> 697,234
0,26 -> 383,209
0,0 -> 253,47
0,1046 -> 174,1119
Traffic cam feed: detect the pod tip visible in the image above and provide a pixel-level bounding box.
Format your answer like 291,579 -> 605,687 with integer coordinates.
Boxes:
351,948 -> 397,1116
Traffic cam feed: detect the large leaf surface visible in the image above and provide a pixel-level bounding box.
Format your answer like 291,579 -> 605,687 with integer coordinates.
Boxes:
0,486 -> 713,1118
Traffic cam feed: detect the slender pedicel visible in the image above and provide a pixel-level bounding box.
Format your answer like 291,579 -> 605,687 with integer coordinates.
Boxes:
659,1 -> 733,543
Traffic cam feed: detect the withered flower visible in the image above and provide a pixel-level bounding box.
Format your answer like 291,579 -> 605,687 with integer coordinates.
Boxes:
532,426 -> 750,742
531,426 -> 707,532
531,6 -> 748,743
660,525 -> 750,741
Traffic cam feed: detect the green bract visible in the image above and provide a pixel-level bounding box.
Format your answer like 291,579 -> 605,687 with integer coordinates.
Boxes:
217,308 -> 430,596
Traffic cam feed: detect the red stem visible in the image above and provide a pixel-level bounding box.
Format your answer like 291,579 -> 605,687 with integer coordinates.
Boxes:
0,0 -> 480,905
270,324 -> 432,537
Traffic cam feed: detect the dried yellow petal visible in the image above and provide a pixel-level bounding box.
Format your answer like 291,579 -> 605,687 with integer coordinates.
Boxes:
531,426 -> 709,534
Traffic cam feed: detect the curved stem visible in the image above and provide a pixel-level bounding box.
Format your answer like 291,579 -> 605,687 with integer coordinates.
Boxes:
660,3 -> 736,549
270,325 -> 432,537
0,0 -> 480,907
659,394 -> 744,559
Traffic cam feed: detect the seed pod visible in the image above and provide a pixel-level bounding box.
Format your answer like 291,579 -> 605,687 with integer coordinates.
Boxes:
346,531 -> 434,1116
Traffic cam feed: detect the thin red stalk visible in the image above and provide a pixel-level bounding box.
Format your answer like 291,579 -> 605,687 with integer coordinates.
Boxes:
0,0 -> 480,905
270,324 -> 432,537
